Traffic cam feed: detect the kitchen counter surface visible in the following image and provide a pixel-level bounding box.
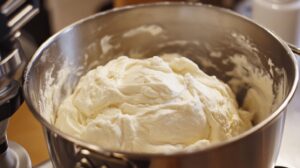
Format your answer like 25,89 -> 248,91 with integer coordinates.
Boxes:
7,103 -> 49,166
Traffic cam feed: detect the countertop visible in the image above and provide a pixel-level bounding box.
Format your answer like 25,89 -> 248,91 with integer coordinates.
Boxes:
7,103 -> 49,166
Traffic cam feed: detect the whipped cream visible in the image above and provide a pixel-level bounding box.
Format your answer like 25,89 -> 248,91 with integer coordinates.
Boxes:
55,54 -> 253,153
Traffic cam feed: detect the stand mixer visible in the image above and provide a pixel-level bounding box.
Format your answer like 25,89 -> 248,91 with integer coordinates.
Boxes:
0,0 -> 38,167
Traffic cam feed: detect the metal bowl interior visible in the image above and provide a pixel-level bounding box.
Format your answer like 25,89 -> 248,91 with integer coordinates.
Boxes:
23,2 -> 298,157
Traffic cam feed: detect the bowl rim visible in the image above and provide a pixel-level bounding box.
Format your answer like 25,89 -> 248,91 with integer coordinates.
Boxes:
23,1 -> 299,157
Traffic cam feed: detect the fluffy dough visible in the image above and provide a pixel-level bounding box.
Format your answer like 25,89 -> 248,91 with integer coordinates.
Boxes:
55,54 -> 253,153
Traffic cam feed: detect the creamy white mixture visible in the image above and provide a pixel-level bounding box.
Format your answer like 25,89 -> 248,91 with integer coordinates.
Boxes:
55,54 -> 253,153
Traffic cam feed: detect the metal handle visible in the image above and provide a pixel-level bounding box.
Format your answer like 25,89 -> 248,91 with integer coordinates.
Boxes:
0,0 -> 39,41
75,147 -> 137,168
288,43 -> 300,56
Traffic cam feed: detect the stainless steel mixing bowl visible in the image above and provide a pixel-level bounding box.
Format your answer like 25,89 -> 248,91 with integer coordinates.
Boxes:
23,2 -> 299,168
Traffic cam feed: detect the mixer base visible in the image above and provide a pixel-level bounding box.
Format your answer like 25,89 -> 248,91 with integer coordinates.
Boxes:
0,141 -> 31,168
